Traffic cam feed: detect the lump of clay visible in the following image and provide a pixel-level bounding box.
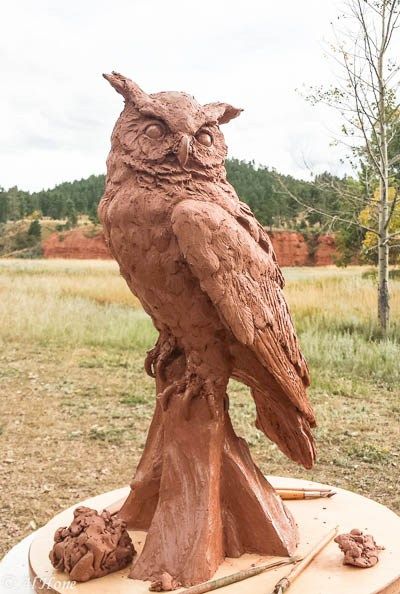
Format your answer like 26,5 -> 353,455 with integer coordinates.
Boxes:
49,506 -> 135,581
335,528 -> 384,568
149,572 -> 182,592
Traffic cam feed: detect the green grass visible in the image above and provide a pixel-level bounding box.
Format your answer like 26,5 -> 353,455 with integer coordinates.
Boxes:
0,259 -> 399,558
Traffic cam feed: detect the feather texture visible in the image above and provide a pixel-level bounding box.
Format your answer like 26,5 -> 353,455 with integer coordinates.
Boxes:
172,199 -> 316,467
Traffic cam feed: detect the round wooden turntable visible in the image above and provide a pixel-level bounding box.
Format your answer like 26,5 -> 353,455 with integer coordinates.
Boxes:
28,476 -> 400,594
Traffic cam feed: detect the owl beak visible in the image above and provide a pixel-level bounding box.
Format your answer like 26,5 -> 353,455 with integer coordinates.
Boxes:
177,135 -> 191,168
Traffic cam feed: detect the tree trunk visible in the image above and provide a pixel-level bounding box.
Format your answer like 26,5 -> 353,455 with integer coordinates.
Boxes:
118,354 -> 298,587
377,139 -> 390,335
378,235 -> 390,334
377,9 -> 391,335
377,171 -> 391,335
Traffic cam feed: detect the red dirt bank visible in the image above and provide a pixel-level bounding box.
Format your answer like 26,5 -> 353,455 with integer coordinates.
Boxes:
42,228 -> 111,260
42,228 -> 337,266
269,231 -> 337,266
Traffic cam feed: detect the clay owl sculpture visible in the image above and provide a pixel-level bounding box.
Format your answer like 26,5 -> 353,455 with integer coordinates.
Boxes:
99,72 -> 316,587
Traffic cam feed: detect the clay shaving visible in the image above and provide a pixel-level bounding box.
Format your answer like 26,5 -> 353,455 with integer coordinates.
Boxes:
335,528 -> 384,568
150,572 -> 182,591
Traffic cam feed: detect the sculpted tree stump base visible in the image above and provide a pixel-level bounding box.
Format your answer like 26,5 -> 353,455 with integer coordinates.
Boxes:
119,410 -> 297,586
117,356 -> 297,586
28,478 -> 400,594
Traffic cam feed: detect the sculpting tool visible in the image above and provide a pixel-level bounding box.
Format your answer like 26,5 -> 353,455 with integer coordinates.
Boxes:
276,488 -> 336,500
276,486 -> 332,492
173,557 -> 302,594
271,526 -> 339,594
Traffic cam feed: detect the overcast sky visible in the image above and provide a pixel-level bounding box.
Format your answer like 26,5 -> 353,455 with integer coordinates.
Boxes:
1,0 -> 347,192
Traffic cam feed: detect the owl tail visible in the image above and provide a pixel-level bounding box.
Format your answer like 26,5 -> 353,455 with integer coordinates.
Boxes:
251,387 -> 316,470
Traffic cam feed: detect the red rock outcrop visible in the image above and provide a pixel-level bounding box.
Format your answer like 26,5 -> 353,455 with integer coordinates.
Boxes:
314,234 -> 337,266
269,231 -> 309,266
270,231 -> 337,266
42,228 -> 337,266
42,228 -> 112,259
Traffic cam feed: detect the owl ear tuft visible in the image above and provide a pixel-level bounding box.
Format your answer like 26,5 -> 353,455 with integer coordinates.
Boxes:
103,72 -> 148,106
203,102 -> 243,125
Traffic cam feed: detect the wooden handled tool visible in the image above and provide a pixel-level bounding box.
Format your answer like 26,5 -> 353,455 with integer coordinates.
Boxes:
276,487 -> 333,492
276,489 -> 336,500
271,526 -> 339,594
170,556 -> 301,594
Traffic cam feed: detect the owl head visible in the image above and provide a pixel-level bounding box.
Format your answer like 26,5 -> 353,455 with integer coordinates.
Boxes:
104,72 -> 242,180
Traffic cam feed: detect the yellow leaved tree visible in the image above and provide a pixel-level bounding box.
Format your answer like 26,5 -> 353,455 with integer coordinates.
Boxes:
359,188 -> 400,264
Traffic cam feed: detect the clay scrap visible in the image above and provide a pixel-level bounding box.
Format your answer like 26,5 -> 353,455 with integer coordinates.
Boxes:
150,572 -> 182,592
335,528 -> 384,568
49,506 -> 135,581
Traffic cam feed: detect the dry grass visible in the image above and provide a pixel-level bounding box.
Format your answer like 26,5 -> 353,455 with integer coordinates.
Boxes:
0,258 -> 140,307
285,265 -> 400,336
0,259 -> 399,559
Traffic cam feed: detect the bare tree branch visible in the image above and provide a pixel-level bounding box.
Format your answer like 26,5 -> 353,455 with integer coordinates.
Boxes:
274,175 -> 380,235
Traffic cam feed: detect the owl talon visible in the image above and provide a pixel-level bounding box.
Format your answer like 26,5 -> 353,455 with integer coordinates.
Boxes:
157,373 -> 219,420
205,392 -> 216,420
157,380 -> 185,411
182,377 -> 219,420
145,333 -> 180,380
223,393 -> 230,412
144,345 -> 158,378
181,376 -> 203,420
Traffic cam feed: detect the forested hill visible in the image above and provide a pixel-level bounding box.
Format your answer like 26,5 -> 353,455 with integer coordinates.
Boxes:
0,158 -> 336,229
0,175 -> 104,224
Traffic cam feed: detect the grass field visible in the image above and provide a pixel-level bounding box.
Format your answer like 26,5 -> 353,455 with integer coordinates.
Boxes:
0,259 -> 399,558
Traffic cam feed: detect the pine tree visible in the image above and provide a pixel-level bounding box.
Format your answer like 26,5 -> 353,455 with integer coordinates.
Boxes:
65,198 -> 78,228
28,218 -> 41,239
0,188 -> 8,223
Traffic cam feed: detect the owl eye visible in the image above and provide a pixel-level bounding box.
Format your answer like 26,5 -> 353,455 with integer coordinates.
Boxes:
144,122 -> 165,139
196,130 -> 213,147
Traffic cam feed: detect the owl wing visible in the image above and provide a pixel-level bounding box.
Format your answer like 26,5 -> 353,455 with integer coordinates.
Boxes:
234,199 -> 311,386
171,198 -> 316,468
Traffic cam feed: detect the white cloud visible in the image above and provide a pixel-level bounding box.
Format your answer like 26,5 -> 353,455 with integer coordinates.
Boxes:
1,0 -> 350,190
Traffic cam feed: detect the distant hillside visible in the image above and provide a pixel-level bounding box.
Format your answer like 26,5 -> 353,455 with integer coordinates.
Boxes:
0,159 -> 341,230
0,159 -> 362,263
0,218 -> 60,258
0,175 -> 103,225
